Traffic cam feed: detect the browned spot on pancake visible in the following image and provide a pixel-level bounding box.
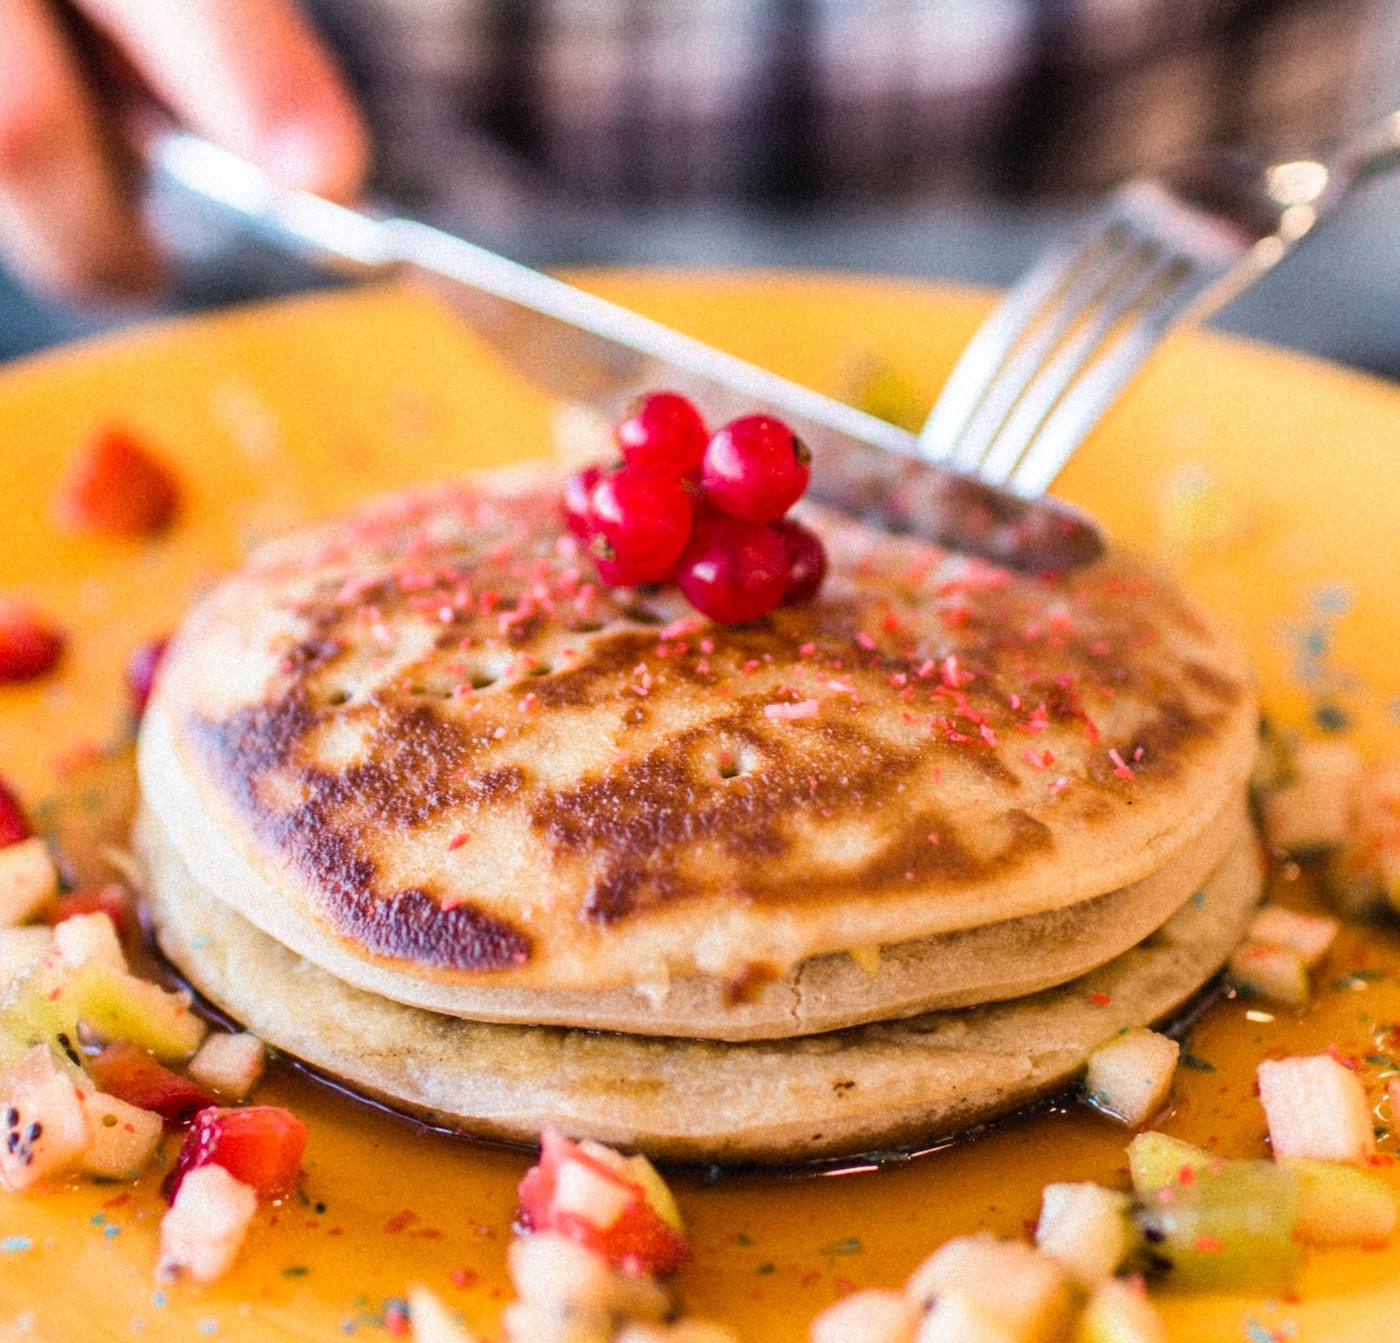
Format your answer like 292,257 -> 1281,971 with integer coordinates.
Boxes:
724,963 -> 782,1006
1183,661 -> 1244,704
191,693 -> 532,972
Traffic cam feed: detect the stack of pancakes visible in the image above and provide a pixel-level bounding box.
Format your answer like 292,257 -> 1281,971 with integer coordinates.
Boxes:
136,467 -> 1261,1163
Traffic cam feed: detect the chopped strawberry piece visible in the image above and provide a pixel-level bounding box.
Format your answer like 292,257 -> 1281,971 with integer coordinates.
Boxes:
0,599 -> 63,683
167,1105 -> 307,1203
0,776 -> 31,848
87,1041 -> 216,1128
42,885 -> 137,942
125,636 -> 169,719
52,426 -> 180,537
517,1130 -> 689,1276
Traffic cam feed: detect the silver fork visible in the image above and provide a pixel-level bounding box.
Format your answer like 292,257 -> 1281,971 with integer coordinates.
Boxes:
918,110 -> 1400,498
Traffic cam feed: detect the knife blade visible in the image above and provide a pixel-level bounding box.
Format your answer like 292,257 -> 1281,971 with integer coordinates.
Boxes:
149,131 -> 1103,572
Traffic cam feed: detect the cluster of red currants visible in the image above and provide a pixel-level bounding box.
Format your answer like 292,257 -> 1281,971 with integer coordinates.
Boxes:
562,392 -> 827,624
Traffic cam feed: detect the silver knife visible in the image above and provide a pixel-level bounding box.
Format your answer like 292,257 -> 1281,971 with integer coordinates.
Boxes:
149,132 -> 1103,572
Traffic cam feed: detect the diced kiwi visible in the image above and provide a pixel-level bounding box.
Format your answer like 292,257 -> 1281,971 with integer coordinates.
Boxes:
0,953 -> 82,1069
67,962 -> 206,1061
1130,1159 -> 1301,1292
1126,1131 -> 1215,1194
1287,1158 -> 1399,1245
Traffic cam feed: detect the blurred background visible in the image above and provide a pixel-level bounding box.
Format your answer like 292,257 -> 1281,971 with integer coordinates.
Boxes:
6,0 -> 1400,384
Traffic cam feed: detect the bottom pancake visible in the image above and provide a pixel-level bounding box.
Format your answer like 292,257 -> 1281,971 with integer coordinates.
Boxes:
145,830 -> 1262,1164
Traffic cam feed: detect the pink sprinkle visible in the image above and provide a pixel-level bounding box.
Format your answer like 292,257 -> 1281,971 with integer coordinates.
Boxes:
518,692 -> 538,713
765,699 -> 820,722
1133,746 -> 1145,762
1109,747 -> 1134,780
855,632 -> 876,651
927,832 -> 940,845
939,655 -> 968,688
980,724 -> 998,747
799,642 -> 816,658
492,726 -> 507,740
700,638 -> 716,655
446,833 -> 471,851
662,616 -> 702,640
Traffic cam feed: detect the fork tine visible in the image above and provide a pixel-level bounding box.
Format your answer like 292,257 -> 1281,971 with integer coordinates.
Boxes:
940,225 -> 1152,475
975,246 -> 1193,488
1004,258 -> 1214,499
917,208 -> 1135,466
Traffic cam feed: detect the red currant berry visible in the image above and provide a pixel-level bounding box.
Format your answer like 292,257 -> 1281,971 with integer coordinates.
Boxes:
615,392 -> 708,477
772,517 -> 828,606
675,517 -> 789,624
701,414 -> 811,523
562,465 -> 604,539
589,466 -> 694,586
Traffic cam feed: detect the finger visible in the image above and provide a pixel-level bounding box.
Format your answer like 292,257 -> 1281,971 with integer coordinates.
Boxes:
81,0 -> 370,201
0,0 -> 163,299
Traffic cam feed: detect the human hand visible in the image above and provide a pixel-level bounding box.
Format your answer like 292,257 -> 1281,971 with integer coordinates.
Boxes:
0,0 -> 368,301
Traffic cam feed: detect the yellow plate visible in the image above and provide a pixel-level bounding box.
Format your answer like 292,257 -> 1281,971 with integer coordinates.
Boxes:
0,274 -> 1398,1341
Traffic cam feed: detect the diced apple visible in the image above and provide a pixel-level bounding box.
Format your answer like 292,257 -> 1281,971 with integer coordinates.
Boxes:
507,1232 -> 669,1322
1257,1055 -> 1375,1164
1257,738 -> 1362,854
188,1031 -> 266,1101
1083,1028 -> 1180,1127
615,1325 -> 740,1343
1130,1159 -> 1301,1292
157,1163 -> 257,1283
79,1089 -> 163,1179
1245,906 -> 1338,967
1126,1131 -> 1215,1194
811,1288 -> 919,1343
0,837 -> 58,927
0,926 -> 51,989
1035,1182 -> 1132,1285
1074,1276 -> 1167,1343
0,1044 -> 90,1191
407,1284 -> 482,1343
578,1138 -> 684,1234
67,961 -> 206,1060
1286,1158 -> 1398,1245
906,1234 -> 1071,1342
914,1293 -> 1021,1343
1227,941 -> 1310,1006
53,911 -> 128,974
553,1152 -> 636,1230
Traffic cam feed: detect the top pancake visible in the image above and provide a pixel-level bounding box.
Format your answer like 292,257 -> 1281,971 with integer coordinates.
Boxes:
139,465 -> 1257,994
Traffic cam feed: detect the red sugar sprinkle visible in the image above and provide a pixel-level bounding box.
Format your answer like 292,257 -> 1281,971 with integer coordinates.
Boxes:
383,1210 -> 417,1234
855,632 -> 876,651
1109,748 -> 1134,780
927,833 -> 940,845
1192,1236 -> 1224,1254
1090,991 -> 1112,1006
451,1268 -> 480,1289
446,833 -> 471,851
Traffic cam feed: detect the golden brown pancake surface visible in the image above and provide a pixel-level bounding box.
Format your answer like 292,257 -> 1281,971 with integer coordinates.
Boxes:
140,466 -> 1257,993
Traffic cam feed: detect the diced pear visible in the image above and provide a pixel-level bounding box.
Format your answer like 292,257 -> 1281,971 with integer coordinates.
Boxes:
67,961 -> 206,1060
408,1284 -> 482,1343
1286,1158 -> 1399,1245
1035,1182 -> 1133,1284
1074,1277 -> 1167,1343
1227,941 -> 1310,1006
553,1154 -> 634,1230
0,837 -> 58,927
811,1288 -> 919,1343
79,1089 -> 163,1179
1131,1159 -> 1301,1292
188,1030 -> 266,1101
157,1163 -> 258,1283
1257,1055 -> 1375,1164
1257,738 -> 1362,854
0,1044 -> 90,1191
1083,1028 -> 1179,1127
52,911 -> 128,974
906,1234 -> 1071,1342
0,926 -> 52,989
1126,1131 -> 1215,1194
1245,906 -> 1338,967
